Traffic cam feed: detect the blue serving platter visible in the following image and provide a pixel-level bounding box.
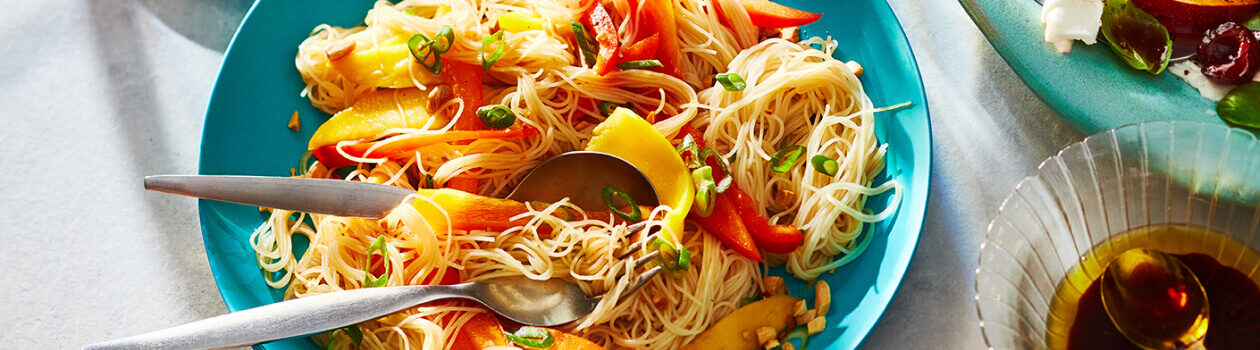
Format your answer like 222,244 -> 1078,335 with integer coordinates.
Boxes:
198,0 -> 931,348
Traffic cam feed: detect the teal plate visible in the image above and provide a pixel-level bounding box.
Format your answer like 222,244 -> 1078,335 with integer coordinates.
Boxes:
198,0 -> 930,348
958,0 -> 1225,134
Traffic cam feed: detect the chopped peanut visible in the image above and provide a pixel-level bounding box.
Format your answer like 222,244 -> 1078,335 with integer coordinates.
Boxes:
762,276 -> 787,296
793,300 -> 807,317
794,309 -> 817,325
324,40 -> 355,60
782,342 -> 797,350
845,61 -> 864,77
755,326 -> 778,344
426,85 -> 452,113
772,185 -> 797,211
779,27 -> 800,42
808,316 -> 826,335
764,339 -> 781,350
815,280 -> 831,315
287,111 -> 300,131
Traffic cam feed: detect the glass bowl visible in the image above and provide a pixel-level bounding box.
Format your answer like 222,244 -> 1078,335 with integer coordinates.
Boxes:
975,121 -> 1260,349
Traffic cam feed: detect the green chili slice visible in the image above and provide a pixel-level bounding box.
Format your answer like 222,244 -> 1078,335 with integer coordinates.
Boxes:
810,155 -> 838,177
326,325 -> 363,350
570,20 -> 597,66
476,104 -> 516,129
408,33 -> 442,74
363,236 -> 391,287
297,150 -> 314,176
481,30 -> 505,71
675,134 -> 701,169
601,186 -> 642,222
616,59 -> 664,70
504,326 -> 555,349
696,148 -> 732,192
770,145 -> 806,173
715,73 -> 746,91
432,25 -> 454,54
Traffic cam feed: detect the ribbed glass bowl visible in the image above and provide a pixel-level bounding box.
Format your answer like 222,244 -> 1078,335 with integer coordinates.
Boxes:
975,121 -> 1260,349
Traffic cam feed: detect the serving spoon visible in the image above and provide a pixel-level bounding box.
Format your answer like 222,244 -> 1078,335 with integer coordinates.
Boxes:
1100,248 -> 1210,350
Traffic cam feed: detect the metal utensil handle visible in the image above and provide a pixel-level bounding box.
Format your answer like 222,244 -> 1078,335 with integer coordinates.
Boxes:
84,285 -> 466,350
145,175 -> 416,219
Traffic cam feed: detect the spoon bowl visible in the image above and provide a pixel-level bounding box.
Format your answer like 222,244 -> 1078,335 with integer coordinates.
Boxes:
1100,248 -> 1210,350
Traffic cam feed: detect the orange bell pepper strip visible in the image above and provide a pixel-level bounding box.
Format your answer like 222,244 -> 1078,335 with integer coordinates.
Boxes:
443,61 -> 486,131
636,0 -> 684,78
310,127 -> 539,169
741,0 -> 822,28
586,3 -> 621,75
450,313 -> 511,350
411,188 -> 653,233
618,33 -> 660,63
451,312 -> 605,350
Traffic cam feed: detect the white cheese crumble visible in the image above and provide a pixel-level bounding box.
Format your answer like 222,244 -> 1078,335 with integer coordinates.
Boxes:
1041,0 -> 1104,54
1169,61 -> 1237,102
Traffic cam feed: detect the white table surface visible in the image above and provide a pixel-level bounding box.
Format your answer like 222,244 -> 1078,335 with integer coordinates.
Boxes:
1,0 -> 1085,348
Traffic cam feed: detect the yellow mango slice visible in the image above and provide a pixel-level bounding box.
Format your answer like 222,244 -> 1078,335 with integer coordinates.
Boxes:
498,11 -> 546,32
584,108 -> 694,246
308,88 -> 449,150
681,295 -> 801,350
330,40 -> 438,89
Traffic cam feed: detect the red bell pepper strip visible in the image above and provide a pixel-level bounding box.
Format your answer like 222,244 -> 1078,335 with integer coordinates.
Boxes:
742,0 -> 822,28
311,128 -> 540,169
586,3 -> 621,75
636,0 -> 684,78
688,195 -> 763,262
722,186 -> 804,254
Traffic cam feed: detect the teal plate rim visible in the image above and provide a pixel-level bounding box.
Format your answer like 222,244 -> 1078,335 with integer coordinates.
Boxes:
957,0 -> 1226,135
197,0 -> 932,349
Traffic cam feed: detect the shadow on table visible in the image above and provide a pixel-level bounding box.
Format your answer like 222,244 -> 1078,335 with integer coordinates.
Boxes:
86,0 -> 233,321
139,0 -> 252,52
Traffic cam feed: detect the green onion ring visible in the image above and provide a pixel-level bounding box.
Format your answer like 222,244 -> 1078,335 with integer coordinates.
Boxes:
476,104 -> 516,129
616,59 -> 664,70
810,155 -> 839,177
481,30 -> 505,71
601,186 -> 642,222
363,236 -> 391,287
504,326 -> 554,349
769,145 -> 806,173
715,72 -> 746,91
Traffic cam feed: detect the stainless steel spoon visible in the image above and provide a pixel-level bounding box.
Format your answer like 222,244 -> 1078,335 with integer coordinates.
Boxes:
1100,248 -> 1210,350
144,151 -> 658,219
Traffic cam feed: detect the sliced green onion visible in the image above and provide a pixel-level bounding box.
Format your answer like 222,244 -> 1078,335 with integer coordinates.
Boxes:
504,326 -> 554,349
782,327 -> 810,350
601,186 -> 642,222
617,59 -> 664,70
333,165 -> 358,179
597,101 -> 620,115
408,33 -> 442,74
570,20 -> 597,66
424,174 -> 435,189
297,151 -> 314,176
691,166 -> 717,217
739,297 -> 758,307
715,73 -> 746,91
432,25 -> 454,54
647,237 -> 690,272
404,8 -> 417,16
697,148 -> 732,192
675,135 -> 702,169
481,30 -> 505,71
770,145 -> 806,173
810,155 -> 838,177
364,236 -> 391,287
476,104 -> 516,129
327,325 -> 363,350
